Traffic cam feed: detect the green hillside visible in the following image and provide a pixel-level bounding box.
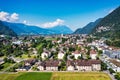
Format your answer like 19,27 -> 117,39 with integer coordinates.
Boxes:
92,6 -> 120,39
0,21 -> 17,36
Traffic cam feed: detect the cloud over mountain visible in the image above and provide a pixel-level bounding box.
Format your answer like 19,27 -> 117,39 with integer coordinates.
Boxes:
0,11 -> 19,22
42,19 -> 64,28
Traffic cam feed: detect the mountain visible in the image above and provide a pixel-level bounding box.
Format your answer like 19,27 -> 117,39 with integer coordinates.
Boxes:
92,6 -> 120,39
0,20 -> 17,36
2,22 -> 73,35
74,18 -> 102,34
3,22 -> 53,35
47,25 -> 73,34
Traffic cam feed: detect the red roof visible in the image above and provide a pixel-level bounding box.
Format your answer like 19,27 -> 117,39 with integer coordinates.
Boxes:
90,50 -> 97,54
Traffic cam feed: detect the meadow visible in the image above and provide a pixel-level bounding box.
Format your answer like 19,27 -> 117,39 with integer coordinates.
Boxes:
0,72 -> 111,80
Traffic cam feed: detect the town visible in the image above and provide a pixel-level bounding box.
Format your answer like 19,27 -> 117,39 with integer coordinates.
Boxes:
0,34 -> 119,77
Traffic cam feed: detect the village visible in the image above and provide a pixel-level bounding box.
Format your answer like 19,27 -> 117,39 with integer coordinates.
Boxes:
0,34 -> 120,74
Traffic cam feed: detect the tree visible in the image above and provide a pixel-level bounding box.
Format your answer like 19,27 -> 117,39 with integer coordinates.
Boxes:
98,50 -> 103,55
86,55 -> 91,60
115,74 -> 120,80
70,55 -> 75,60
109,68 -> 115,74
78,54 -> 83,60
28,54 -> 31,58
87,37 -> 93,43
59,61 -> 66,71
63,53 -> 67,61
0,65 -> 3,70
77,56 -> 81,59
101,62 -> 107,71
69,47 -> 75,52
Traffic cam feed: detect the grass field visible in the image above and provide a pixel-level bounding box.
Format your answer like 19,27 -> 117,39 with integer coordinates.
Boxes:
0,72 -> 111,80
0,73 -> 23,80
15,72 -> 52,80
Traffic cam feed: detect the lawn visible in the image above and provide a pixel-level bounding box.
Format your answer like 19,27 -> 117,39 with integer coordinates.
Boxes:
36,43 -> 43,50
0,72 -> 111,80
20,54 -> 36,59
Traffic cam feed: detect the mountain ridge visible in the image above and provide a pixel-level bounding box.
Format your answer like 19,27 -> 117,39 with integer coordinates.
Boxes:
2,21 -> 73,35
74,18 -> 102,34
91,6 -> 120,39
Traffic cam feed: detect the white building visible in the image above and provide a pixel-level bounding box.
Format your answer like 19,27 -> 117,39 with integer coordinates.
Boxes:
41,51 -> 50,60
67,65 -> 74,71
90,50 -> 97,59
58,51 -> 65,59
72,50 -> 81,59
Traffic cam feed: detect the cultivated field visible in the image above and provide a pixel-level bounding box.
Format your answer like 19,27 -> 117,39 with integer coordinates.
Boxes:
51,72 -> 111,80
0,72 -> 111,80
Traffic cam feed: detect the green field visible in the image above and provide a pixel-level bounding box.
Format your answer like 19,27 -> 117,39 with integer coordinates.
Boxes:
15,72 -> 52,80
0,72 -> 111,80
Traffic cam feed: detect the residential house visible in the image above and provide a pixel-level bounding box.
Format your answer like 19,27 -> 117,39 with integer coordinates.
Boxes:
67,60 -> 101,71
58,51 -> 65,59
41,51 -> 50,60
72,50 -> 81,59
24,59 -> 36,66
90,49 -> 97,59
75,60 -> 92,71
45,60 -> 59,71
37,61 -> 45,71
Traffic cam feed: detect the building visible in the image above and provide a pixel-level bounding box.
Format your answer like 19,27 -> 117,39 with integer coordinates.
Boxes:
41,51 -> 50,60
58,51 -> 65,59
46,60 -> 59,71
72,50 -> 81,59
104,50 -> 120,59
67,60 -> 75,71
37,60 -> 59,71
66,60 -> 101,71
37,61 -> 45,71
90,50 -> 97,59
109,59 -> 120,72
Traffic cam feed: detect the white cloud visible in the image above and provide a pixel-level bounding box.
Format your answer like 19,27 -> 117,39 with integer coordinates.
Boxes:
0,11 -> 9,21
10,13 -> 19,22
42,19 -> 64,28
0,11 -> 19,22
23,20 -> 27,24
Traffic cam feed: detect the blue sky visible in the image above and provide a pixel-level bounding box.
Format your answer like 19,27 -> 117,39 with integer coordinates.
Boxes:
0,0 -> 120,31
